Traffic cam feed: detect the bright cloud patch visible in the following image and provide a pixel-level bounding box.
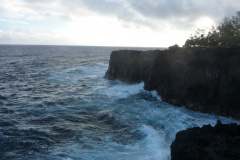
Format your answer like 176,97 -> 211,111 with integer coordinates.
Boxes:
0,0 -> 239,47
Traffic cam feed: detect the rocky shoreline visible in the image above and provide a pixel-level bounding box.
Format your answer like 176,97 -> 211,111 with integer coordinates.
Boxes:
104,46 -> 240,159
104,46 -> 240,119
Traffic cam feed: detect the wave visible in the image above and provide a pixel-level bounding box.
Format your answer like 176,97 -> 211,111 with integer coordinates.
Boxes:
99,82 -> 145,99
138,125 -> 170,160
47,62 -> 108,84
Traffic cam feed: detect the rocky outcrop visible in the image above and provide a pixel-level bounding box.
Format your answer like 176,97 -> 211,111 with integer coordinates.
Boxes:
171,120 -> 240,160
104,46 -> 240,119
104,50 -> 159,83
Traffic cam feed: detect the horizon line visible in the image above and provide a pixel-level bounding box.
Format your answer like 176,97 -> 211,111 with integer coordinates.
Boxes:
0,43 -> 167,49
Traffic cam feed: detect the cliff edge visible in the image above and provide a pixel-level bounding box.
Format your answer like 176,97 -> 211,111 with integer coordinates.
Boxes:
104,46 -> 240,119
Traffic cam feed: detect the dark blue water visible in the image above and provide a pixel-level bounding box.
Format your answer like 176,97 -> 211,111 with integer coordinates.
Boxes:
0,45 -> 238,160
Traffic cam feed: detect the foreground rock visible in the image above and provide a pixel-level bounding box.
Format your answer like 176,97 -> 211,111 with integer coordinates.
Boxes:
171,120 -> 240,160
104,46 -> 240,119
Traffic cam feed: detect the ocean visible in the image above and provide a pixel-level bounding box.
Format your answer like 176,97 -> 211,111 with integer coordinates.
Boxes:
0,45 -> 238,160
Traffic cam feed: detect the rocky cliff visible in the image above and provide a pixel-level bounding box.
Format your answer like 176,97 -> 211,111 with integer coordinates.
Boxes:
104,46 -> 240,119
171,120 -> 240,160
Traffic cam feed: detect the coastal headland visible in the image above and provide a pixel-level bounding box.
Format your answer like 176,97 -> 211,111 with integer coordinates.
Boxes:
104,46 -> 240,119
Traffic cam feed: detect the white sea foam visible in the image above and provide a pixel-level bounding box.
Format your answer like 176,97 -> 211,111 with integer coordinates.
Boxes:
47,62 -> 108,83
53,128 -> 170,160
75,62 -> 108,78
101,82 -> 144,99
139,125 -> 170,160
150,90 -> 162,101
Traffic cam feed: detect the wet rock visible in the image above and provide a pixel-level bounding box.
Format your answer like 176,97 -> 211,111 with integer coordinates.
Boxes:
170,120 -> 240,160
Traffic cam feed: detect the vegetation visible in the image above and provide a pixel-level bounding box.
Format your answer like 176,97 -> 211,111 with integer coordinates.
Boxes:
168,44 -> 180,50
184,11 -> 240,48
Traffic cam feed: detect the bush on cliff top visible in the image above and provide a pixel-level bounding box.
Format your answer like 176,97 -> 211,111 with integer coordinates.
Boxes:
184,11 -> 240,48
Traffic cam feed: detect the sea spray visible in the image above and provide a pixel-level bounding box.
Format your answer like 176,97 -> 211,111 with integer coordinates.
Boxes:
139,125 -> 170,160
100,82 -> 144,98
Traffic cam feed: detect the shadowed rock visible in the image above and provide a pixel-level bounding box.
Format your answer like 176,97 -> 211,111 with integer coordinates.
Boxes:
104,46 -> 240,119
170,120 -> 240,160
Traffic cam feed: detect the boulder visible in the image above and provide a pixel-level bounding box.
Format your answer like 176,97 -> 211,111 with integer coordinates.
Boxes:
171,120 -> 240,160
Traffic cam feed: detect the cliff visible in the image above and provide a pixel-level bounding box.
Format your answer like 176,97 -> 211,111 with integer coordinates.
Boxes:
171,120 -> 240,160
104,46 -> 240,119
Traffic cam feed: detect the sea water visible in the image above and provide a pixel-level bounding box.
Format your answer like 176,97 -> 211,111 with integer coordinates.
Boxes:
0,45 -> 238,160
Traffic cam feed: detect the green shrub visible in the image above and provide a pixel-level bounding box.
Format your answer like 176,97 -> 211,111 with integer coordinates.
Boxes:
184,11 -> 240,48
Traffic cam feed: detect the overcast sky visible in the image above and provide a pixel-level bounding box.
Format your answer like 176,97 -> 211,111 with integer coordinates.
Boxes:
0,0 -> 240,47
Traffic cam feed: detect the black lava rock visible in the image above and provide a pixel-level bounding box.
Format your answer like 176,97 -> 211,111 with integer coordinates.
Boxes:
170,120 -> 240,160
104,46 -> 240,119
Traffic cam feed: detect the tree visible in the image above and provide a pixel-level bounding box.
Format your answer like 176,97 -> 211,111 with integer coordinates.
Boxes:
168,44 -> 180,51
184,11 -> 240,48
218,11 -> 240,46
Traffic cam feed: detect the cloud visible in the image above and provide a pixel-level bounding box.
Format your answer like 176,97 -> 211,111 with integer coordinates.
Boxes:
0,18 -> 28,24
0,0 -> 240,46
74,0 -> 240,31
0,28 -> 69,45
2,0 -> 240,29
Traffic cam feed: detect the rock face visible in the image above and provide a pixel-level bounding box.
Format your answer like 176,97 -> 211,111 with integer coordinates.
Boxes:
104,46 -> 240,119
104,50 -> 159,83
171,120 -> 240,160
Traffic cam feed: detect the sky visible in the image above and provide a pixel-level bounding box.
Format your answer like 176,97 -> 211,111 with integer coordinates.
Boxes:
0,0 -> 240,47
